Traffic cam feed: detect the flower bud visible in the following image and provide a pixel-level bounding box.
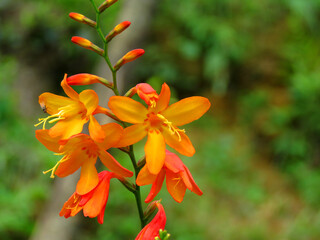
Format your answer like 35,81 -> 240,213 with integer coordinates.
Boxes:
71,36 -> 104,56
114,49 -> 145,71
136,83 -> 159,107
105,21 -> 131,42
69,12 -> 96,28
98,0 -> 118,13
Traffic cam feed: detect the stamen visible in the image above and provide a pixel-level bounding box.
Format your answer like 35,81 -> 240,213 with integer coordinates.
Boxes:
34,110 -> 65,129
150,99 -> 156,108
172,177 -> 182,189
157,114 -> 185,141
43,155 -> 70,178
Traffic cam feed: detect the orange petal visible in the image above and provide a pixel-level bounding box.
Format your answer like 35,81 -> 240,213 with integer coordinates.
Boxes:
145,170 -> 166,203
164,150 -> 185,173
145,130 -> 166,175
99,123 -> 124,149
108,96 -> 148,123
99,150 -> 133,177
35,129 -> 60,152
162,128 -> 195,157
152,83 -> 170,112
39,93 -> 75,115
166,171 -> 187,203
162,96 -> 210,126
76,158 -> 99,195
115,123 -> 147,148
136,165 -> 157,186
89,115 -> 105,142
79,89 -> 99,115
55,150 -> 86,177
61,74 -> 79,100
83,174 -> 111,218
184,165 -> 203,196
49,116 -> 87,140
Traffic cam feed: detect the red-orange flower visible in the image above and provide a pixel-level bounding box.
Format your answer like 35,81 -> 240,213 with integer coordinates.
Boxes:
60,171 -> 117,224
137,150 -> 203,203
108,83 -> 210,174
36,123 -> 133,195
35,74 -> 105,142
135,201 -> 166,240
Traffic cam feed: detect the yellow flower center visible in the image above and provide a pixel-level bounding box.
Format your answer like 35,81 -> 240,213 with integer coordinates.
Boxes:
146,113 -> 185,141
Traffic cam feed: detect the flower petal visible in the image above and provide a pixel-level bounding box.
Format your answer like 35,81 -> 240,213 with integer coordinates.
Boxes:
164,150 -> 185,173
115,124 -> 147,148
145,170 -> 166,203
108,96 -> 148,123
83,173 -> 112,218
49,116 -> 87,140
152,83 -> 170,113
76,158 -> 99,195
162,96 -> 210,126
145,130 -> 166,174
35,129 -> 61,152
99,123 -> 124,149
99,150 -> 133,177
55,151 -> 86,178
162,128 -> 195,157
39,93 -> 75,115
136,165 -> 157,186
61,74 -> 79,100
166,170 -> 187,203
79,89 -> 99,115
184,165 -> 203,196
89,115 -> 105,143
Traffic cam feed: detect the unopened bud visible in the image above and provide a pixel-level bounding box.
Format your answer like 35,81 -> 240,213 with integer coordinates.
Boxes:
69,12 -> 96,28
114,49 -> 145,71
67,73 -> 113,88
105,21 -> 131,42
136,83 -> 159,107
98,0 -> 118,13
71,36 -> 104,56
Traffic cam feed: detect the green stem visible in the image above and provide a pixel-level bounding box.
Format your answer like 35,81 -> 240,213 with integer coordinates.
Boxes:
128,145 -> 146,228
90,0 -> 145,228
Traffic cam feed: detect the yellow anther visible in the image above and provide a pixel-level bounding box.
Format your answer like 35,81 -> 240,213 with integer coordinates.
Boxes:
156,114 -> 185,142
150,99 -> 157,108
43,155 -> 69,178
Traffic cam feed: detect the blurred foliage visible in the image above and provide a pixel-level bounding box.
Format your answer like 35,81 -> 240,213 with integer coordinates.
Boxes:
1,0 -> 320,239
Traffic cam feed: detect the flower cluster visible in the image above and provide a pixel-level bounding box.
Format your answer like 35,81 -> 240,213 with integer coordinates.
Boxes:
35,0 -> 211,238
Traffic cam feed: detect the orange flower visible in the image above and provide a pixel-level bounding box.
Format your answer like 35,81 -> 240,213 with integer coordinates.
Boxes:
137,150 -> 203,203
135,201 -> 166,240
35,123 -> 133,194
60,171 -> 117,224
108,83 -> 210,174
35,74 -> 105,142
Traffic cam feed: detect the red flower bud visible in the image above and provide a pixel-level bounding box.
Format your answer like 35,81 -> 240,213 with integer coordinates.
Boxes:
136,83 -> 159,107
114,49 -> 145,70
105,21 -> 131,42
71,36 -> 104,56
98,0 -> 118,13
69,12 -> 96,28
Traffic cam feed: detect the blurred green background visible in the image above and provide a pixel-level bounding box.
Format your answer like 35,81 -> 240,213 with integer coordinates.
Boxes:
1,0 -> 320,239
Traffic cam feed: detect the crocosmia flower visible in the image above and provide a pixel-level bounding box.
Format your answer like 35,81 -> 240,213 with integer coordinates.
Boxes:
36,123 -> 133,194
135,83 -> 159,107
60,171 -> 117,224
35,74 -> 105,142
108,83 -> 210,174
135,201 -> 166,240
137,150 -> 203,203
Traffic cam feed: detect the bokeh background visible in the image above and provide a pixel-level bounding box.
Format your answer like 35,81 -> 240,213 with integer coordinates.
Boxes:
1,0 -> 320,239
